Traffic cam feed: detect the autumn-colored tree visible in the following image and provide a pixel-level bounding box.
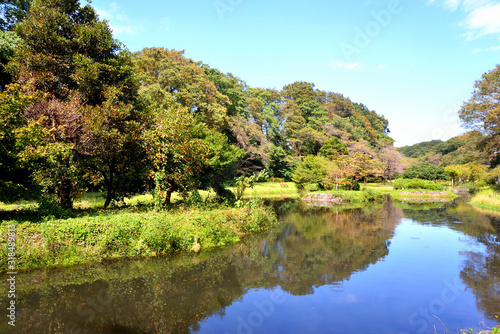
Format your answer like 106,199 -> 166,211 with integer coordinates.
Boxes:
379,146 -> 404,184
459,64 -> 500,167
8,0 -> 139,209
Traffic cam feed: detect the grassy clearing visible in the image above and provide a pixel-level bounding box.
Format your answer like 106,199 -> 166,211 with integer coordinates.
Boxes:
470,187 -> 500,211
0,205 -> 277,272
232,182 -> 300,199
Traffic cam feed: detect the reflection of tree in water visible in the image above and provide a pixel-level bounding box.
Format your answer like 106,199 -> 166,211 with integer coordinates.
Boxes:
236,200 -> 402,296
3,201 -> 402,333
459,215 -> 500,322
400,200 -> 500,323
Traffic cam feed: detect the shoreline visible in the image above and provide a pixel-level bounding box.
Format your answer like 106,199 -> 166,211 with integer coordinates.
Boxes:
0,206 -> 277,273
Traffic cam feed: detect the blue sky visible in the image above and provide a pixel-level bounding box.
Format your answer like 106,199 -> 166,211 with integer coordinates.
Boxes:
89,0 -> 500,147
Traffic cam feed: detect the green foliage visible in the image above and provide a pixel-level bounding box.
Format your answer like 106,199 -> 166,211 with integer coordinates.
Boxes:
37,196 -> 74,219
0,84 -> 37,201
0,30 -> 21,89
398,131 -> 485,166
292,155 -> 330,189
0,0 -> 32,31
6,0 -> 140,209
234,170 -> 269,200
267,145 -> 293,180
318,137 -> 348,158
403,161 -> 447,180
393,178 -> 446,190
0,206 -> 277,272
398,140 -> 443,158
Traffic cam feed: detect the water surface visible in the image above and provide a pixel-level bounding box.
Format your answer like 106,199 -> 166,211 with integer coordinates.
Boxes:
1,199 -> 499,333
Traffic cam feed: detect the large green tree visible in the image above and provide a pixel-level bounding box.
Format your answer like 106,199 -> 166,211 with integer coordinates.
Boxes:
459,64 -> 500,166
133,48 -> 243,202
8,0 -> 140,209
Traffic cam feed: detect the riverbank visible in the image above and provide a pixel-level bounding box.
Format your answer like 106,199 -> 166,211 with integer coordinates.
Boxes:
0,205 -> 277,272
470,187 -> 500,211
310,187 -> 458,204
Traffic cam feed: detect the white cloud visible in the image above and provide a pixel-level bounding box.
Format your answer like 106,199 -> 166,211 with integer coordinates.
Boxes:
473,45 -> 500,53
329,61 -> 363,70
377,65 -> 387,70
427,0 -> 500,44
443,0 -> 460,11
92,3 -> 142,37
110,25 -> 139,36
463,3 -> 500,40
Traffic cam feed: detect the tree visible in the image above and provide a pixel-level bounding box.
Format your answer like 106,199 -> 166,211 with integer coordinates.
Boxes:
0,84 -> 36,202
318,137 -> 348,159
291,155 -> 330,189
144,107 -> 208,205
133,47 -> 229,130
8,0 -> 140,209
267,145 -> 293,180
0,0 -> 32,31
133,47 -> 244,202
459,64 -> 500,167
403,162 -> 447,181
379,146 -> 404,184
0,30 -> 20,90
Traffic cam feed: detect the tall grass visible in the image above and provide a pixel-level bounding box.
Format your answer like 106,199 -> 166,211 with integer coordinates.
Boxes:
0,205 -> 277,272
470,187 -> 500,210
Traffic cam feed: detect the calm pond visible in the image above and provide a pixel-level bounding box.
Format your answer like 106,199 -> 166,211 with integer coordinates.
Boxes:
2,198 -> 499,334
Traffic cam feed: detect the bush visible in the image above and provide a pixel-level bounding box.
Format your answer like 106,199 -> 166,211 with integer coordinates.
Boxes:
393,178 -> 446,191
403,162 -> 447,180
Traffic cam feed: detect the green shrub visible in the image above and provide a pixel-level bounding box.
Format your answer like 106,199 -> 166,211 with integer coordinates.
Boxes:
393,178 -> 446,191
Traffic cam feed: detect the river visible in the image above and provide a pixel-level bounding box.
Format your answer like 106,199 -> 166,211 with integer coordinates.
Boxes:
1,198 -> 499,333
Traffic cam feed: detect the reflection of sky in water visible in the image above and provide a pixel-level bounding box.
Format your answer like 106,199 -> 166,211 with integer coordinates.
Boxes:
4,201 -> 499,334
195,218 -> 497,334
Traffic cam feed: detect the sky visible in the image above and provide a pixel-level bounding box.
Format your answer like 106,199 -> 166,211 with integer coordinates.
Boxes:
88,0 -> 500,147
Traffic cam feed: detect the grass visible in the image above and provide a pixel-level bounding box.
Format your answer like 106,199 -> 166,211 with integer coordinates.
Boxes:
231,182 -> 300,199
311,184 -> 458,203
0,204 -> 277,272
391,190 -> 458,202
469,186 -> 500,211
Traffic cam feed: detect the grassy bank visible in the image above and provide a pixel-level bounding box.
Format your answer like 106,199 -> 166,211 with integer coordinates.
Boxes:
311,185 -> 457,203
391,190 -> 458,202
470,187 -> 500,211
0,205 -> 277,272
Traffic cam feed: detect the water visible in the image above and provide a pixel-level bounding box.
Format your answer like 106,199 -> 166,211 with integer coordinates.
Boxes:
1,199 -> 499,334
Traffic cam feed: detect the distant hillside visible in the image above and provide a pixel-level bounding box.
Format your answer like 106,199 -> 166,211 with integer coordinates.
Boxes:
398,131 -> 487,166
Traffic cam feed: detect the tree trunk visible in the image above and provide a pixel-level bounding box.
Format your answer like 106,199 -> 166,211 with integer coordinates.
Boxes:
103,160 -> 115,209
57,178 -> 73,210
164,188 -> 172,204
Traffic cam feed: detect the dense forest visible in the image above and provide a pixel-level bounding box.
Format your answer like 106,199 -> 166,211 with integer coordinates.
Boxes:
0,0 -> 402,209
